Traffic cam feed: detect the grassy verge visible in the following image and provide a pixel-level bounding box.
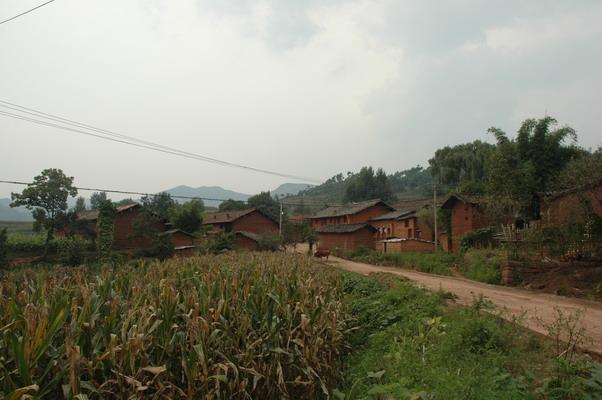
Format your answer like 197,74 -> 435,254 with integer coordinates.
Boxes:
460,249 -> 504,285
337,271 -> 602,399
343,248 -> 458,276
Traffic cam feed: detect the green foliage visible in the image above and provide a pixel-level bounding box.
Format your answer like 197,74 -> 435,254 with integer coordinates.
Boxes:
281,221 -> 315,248
460,227 -> 496,252
73,196 -> 86,213
429,140 -> 495,187
5,233 -> 94,256
461,249 -> 503,284
555,146 -> 602,191
58,236 -> 88,266
96,200 -> 116,263
388,166 -> 433,196
208,232 -> 236,254
10,168 -> 78,256
140,191 -> 175,220
344,166 -> 394,202
89,191 -> 107,210
0,228 -> 7,268
170,199 -> 204,233
247,191 -> 280,221
256,232 -> 282,251
132,207 -> 174,260
137,233 -> 175,260
346,249 -> 457,276
218,199 -> 248,211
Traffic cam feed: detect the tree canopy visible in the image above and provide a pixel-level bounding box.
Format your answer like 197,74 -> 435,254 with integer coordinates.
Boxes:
248,191 -> 280,221
170,199 -> 204,233
140,192 -> 175,220
10,168 -> 77,254
218,199 -> 248,212
344,167 -> 393,202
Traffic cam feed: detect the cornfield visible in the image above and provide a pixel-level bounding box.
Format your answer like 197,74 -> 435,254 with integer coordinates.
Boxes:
0,253 -> 347,399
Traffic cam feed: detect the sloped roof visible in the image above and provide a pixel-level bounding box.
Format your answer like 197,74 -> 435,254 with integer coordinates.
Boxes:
160,229 -> 196,238
441,194 -> 483,209
203,208 -> 257,224
76,203 -> 141,221
235,230 -> 261,242
308,199 -> 394,219
370,209 -> 414,221
315,223 -> 377,234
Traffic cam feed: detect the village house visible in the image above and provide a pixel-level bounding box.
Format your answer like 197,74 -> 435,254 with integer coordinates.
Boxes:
202,208 -> 279,234
370,209 -> 434,241
540,182 -> 602,225
307,199 -> 394,228
59,203 -> 197,254
315,223 -> 377,252
441,194 -> 486,253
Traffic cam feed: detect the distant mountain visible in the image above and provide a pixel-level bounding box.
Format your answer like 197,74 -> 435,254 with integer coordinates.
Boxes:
165,185 -> 251,207
0,198 -> 33,221
272,183 -> 313,198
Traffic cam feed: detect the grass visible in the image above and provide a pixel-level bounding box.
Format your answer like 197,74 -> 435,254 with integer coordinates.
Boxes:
344,248 -> 458,276
337,271 -> 602,399
460,249 -> 504,285
0,253 -> 346,399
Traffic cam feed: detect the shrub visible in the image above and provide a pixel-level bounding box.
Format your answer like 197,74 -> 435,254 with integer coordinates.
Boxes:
58,236 -> 89,266
0,228 -> 7,268
460,227 -> 497,252
461,249 -> 504,284
346,250 -> 458,276
256,232 -> 282,251
208,232 -> 236,254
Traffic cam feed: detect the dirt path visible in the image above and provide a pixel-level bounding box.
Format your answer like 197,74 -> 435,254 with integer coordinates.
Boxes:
324,255 -> 602,355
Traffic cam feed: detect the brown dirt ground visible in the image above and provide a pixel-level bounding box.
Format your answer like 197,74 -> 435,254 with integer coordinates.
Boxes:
292,244 -> 602,356
521,264 -> 602,301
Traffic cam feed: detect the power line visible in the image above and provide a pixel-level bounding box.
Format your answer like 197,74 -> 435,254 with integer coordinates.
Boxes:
0,100 -> 322,183
0,0 -> 56,26
0,179 -> 341,207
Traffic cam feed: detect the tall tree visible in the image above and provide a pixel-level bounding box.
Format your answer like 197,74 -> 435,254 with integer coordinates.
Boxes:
248,191 -> 280,221
170,199 -> 204,233
140,192 -> 175,220
10,168 -> 77,256
90,192 -> 108,210
344,167 -> 393,202
218,199 -> 248,211
555,146 -> 602,191
74,196 -> 86,213
428,140 -> 495,188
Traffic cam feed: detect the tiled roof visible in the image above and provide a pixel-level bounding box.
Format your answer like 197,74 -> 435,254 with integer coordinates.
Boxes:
76,203 -> 141,221
160,229 -> 196,238
203,208 -> 257,224
315,223 -> 376,234
235,230 -> 261,242
441,194 -> 483,209
370,210 -> 414,221
308,199 -> 393,219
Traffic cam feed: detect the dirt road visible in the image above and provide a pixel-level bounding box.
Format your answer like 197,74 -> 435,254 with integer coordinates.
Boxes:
324,255 -> 602,355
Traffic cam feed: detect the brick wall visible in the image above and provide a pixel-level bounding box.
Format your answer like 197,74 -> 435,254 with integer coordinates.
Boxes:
310,204 -> 392,228
232,211 -> 279,234
541,186 -> 602,225
317,229 -> 375,251
376,239 -> 434,254
235,234 -> 259,251
171,232 -> 195,247
450,202 -> 486,253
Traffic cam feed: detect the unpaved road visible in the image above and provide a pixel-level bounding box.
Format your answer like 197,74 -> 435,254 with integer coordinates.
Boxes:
323,255 -> 602,355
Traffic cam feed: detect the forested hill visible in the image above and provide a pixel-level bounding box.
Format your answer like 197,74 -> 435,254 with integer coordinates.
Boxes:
282,166 -> 434,211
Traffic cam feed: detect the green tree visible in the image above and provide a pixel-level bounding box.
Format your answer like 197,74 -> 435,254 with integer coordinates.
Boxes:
345,167 -> 393,202
554,146 -> 602,191
248,191 -> 281,221
73,196 -> 86,213
96,200 -> 116,263
218,199 -> 248,211
429,140 -> 495,188
170,199 -> 204,233
0,228 -> 7,268
132,208 -> 174,260
90,192 -> 108,210
140,192 -> 175,220
10,168 -> 77,257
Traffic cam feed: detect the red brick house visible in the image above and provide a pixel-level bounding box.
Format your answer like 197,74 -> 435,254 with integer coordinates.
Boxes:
315,223 -> 377,252
370,209 -> 434,241
441,194 -> 486,253
308,199 -> 394,228
203,208 -> 279,234
540,183 -> 602,225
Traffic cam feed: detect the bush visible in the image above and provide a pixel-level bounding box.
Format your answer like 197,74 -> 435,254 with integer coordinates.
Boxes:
58,236 -> 89,266
256,233 -> 282,251
461,249 -> 503,284
460,227 -> 497,252
208,232 -> 235,254
0,228 -> 7,268
6,233 -> 94,256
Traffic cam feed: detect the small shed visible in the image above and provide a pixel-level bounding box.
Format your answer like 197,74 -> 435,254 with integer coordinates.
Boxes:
315,223 -> 376,252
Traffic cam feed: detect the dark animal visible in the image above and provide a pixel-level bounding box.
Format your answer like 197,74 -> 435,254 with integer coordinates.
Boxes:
314,249 -> 330,260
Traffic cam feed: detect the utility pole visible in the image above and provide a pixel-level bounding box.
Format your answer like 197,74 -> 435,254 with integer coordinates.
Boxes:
279,200 -> 283,237
433,183 -> 438,252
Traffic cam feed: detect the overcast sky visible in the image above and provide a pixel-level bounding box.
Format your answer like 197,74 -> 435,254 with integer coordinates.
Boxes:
1,0 -> 601,199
